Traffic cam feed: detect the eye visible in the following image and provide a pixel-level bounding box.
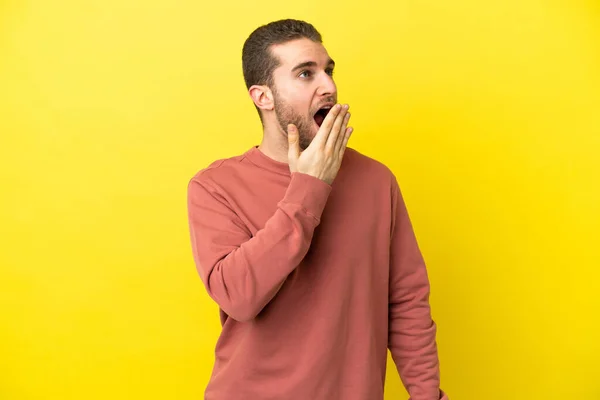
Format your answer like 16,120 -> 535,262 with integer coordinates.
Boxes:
299,70 -> 312,79
326,68 -> 335,77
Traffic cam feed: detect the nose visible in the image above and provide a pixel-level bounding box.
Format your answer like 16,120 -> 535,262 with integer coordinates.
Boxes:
317,72 -> 337,97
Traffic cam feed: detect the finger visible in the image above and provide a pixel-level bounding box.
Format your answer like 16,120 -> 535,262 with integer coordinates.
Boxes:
334,111 -> 351,155
325,104 -> 349,152
338,127 -> 353,159
287,124 -> 300,163
312,104 -> 342,148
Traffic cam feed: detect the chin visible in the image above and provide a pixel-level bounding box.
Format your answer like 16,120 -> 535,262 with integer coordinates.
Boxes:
298,124 -> 318,150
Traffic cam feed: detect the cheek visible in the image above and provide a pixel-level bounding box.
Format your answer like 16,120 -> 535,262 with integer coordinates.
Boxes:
281,86 -> 312,111
285,94 -> 309,111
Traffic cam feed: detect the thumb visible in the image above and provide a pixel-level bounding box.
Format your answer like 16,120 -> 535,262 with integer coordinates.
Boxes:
287,124 -> 300,163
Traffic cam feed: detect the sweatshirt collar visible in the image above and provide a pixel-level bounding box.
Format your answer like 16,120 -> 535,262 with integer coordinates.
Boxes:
245,146 -> 291,176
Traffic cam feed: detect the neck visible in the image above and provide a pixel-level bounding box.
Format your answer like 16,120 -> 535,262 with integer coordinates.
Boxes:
257,120 -> 289,164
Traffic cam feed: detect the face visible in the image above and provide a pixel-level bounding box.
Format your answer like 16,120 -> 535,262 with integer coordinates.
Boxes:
269,38 -> 337,150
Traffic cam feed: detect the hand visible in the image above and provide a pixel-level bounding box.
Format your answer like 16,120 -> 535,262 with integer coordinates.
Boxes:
287,104 -> 353,185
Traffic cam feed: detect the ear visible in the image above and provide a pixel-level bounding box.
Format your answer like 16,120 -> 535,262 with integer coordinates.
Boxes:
249,85 -> 274,112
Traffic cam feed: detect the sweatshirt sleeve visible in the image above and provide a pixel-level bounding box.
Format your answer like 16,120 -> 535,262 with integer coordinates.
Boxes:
187,172 -> 332,322
388,177 -> 448,400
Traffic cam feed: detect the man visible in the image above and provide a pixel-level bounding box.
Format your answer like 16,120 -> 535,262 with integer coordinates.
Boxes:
187,19 -> 448,400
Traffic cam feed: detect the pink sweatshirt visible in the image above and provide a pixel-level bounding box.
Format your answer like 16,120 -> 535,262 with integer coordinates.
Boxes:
187,146 -> 447,400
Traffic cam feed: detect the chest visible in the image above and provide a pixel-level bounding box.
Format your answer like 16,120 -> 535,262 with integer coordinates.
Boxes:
238,175 -> 393,286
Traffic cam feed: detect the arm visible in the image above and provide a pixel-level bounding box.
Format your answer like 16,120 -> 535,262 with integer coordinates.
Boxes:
187,172 -> 331,322
388,177 -> 448,400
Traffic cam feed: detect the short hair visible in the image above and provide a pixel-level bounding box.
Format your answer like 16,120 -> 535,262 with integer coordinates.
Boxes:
242,19 -> 322,120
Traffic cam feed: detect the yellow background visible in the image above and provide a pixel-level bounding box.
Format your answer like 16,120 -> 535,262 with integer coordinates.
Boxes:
1,0 -> 599,399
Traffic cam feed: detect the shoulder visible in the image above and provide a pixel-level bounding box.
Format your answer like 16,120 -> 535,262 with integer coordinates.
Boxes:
343,147 -> 397,186
189,151 -> 248,183
187,152 -> 247,194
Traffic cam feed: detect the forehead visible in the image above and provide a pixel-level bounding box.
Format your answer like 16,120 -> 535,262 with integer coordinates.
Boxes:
270,38 -> 332,69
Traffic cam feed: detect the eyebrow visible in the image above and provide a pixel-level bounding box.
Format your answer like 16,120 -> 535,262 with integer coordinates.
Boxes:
291,58 -> 335,72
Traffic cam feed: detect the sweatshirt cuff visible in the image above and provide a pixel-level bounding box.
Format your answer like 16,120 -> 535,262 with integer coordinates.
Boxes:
408,389 -> 448,400
280,172 -> 332,222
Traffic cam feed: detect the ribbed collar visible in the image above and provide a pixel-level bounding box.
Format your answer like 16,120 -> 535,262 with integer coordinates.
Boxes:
244,146 -> 291,176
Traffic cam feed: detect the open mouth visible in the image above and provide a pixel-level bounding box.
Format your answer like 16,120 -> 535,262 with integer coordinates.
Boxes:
313,106 -> 333,127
